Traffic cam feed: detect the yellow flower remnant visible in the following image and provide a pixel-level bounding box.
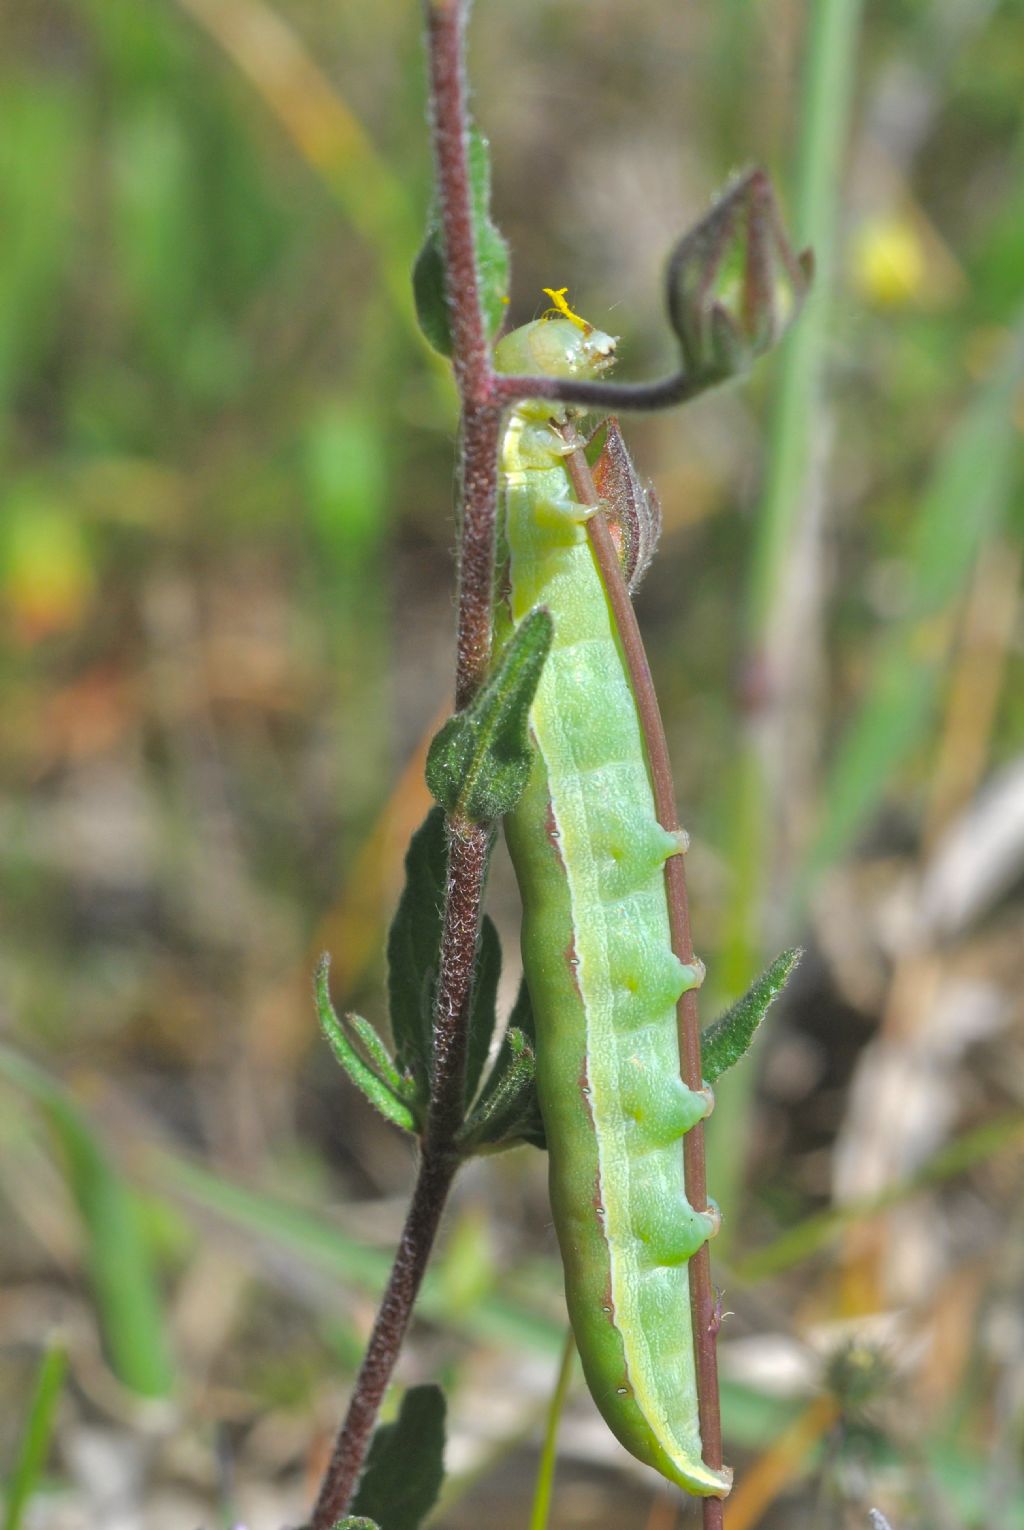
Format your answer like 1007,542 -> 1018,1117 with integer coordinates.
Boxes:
541,287 -> 592,332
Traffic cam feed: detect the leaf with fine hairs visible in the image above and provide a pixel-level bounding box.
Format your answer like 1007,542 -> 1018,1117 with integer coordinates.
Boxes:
350,1385 -> 446,1530
413,125 -> 509,357
426,607 -> 552,824
701,948 -> 801,1082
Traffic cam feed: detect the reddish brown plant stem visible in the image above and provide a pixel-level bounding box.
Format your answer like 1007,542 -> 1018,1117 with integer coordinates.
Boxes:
309,1149 -> 458,1527
424,0 -> 490,401
562,429 -> 727,1528
310,3 -> 500,1523
311,823 -> 490,1527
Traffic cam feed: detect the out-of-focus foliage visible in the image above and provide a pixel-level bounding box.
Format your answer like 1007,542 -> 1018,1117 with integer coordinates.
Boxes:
1,1 -> 1023,1527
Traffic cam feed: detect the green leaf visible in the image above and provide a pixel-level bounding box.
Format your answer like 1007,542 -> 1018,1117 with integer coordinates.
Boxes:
350,1385 -> 446,1530
2,1340 -> 67,1530
508,973 -> 538,1048
457,1026 -> 542,1154
426,607 -> 552,824
701,948 -> 801,1083
413,125 -> 510,358
332,1520 -> 380,1530
345,1011 -> 410,1099
386,808 -> 449,1101
460,980 -> 545,1154
0,1046 -> 174,1399
316,959 -> 419,1134
464,914 -> 502,1107
157,1150 -> 565,1354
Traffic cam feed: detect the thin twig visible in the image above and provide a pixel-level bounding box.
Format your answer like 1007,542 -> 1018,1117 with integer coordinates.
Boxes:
490,365 -> 724,413
561,427 -> 727,1527
309,1149 -> 458,1527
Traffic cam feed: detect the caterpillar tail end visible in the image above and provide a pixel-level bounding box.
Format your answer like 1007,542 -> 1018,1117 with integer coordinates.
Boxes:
663,1451 -> 733,1499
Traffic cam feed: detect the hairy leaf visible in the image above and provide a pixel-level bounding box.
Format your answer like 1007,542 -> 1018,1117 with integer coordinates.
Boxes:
701,948 -> 801,1082
345,1010 -> 409,1098
457,1026 -> 542,1153
413,125 -> 510,358
350,1385 -> 446,1530
460,979 -> 545,1153
386,807 -> 448,1100
464,913 -> 502,1108
316,958 -> 419,1134
426,607 -> 552,824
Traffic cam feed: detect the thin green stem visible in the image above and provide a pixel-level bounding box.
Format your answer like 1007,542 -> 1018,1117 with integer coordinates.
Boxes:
528,1328 -> 577,1530
711,0 -> 865,1232
746,0 -> 864,641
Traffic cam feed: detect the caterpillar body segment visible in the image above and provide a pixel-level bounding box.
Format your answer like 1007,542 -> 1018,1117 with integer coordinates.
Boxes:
493,316 -> 732,1499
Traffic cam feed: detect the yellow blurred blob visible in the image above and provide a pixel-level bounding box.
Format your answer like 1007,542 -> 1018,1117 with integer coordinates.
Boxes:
852,215 -> 927,309
3,504 -> 93,643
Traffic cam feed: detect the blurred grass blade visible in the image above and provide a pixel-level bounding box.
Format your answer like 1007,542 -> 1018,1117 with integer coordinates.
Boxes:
0,82 -> 81,416
2,1341 -> 67,1530
736,1112 -> 1024,1282
173,0 -> 420,315
711,0 -> 866,1232
745,0 -> 865,645
0,1048 -> 174,1399
801,319 -> 1024,890
153,1149 -> 563,1354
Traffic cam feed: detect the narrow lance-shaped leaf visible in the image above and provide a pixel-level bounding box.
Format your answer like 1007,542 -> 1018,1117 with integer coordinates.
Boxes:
386,807 -> 448,1100
413,124 -> 510,357
457,1026 -> 540,1155
701,948 -> 801,1082
463,914 -> 502,1108
2,1339 -> 67,1530
426,606 -> 553,824
315,958 -> 419,1135
350,1385 -> 447,1530
460,978 -> 545,1153
345,1011 -> 409,1099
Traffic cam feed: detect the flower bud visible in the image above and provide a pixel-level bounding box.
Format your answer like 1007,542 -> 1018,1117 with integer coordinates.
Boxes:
666,167 -> 813,382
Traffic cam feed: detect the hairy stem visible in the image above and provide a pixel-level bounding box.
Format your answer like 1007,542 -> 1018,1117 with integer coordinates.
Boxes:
309,1151 -> 458,1527
562,429 -> 726,1525
310,3 -> 500,1522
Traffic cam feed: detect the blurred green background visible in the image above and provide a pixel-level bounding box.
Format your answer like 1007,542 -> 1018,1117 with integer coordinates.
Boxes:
1,1 -> 1023,1527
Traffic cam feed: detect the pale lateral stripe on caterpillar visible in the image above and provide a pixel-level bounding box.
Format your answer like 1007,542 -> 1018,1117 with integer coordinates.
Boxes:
493,305 -> 732,1499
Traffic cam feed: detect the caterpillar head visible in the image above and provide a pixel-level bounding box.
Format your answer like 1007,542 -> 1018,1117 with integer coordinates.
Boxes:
494,300 -> 617,384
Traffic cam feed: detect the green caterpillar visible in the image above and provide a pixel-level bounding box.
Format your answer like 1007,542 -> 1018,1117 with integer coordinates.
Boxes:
494,302 -> 732,1499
